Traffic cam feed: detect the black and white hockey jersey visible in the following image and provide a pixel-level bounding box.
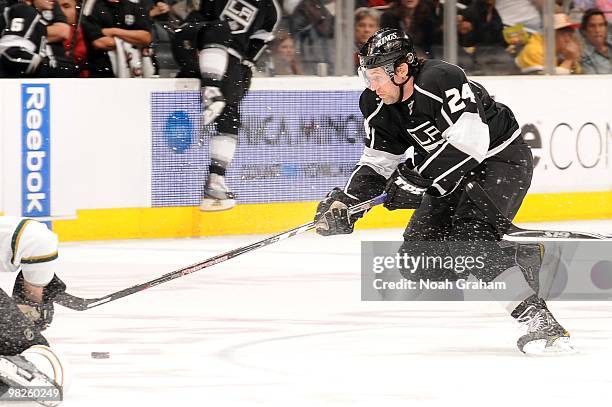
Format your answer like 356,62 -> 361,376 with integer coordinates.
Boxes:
0,3 -> 48,76
348,59 -> 521,201
198,0 -> 281,62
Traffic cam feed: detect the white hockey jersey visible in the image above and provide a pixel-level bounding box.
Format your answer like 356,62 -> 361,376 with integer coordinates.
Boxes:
0,216 -> 58,286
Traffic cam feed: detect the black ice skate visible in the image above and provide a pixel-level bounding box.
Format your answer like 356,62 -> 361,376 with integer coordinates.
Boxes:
512,295 -> 576,356
0,355 -> 62,406
200,174 -> 236,212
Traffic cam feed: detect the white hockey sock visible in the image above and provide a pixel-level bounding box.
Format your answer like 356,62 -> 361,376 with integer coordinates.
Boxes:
199,46 -> 229,81
210,133 -> 238,170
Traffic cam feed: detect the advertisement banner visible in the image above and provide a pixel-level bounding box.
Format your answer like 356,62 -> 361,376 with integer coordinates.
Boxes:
151,90 -> 366,206
21,84 -> 51,219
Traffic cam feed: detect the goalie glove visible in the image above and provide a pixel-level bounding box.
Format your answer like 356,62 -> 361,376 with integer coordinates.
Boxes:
384,164 -> 433,210
314,188 -> 360,236
12,272 -> 66,331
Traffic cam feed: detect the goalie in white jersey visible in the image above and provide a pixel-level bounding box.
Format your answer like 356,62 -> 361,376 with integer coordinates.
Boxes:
0,217 -> 69,405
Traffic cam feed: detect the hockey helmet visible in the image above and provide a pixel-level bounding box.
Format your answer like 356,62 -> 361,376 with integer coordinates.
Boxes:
358,28 -> 418,90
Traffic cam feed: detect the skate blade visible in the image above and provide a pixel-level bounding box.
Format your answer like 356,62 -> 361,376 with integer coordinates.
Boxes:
0,359 -> 60,407
203,101 -> 226,126
199,198 -> 236,212
521,336 -> 578,356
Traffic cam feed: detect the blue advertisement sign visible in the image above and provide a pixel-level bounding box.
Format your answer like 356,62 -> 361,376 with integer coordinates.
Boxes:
151,90 -> 366,206
21,84 -> 51,218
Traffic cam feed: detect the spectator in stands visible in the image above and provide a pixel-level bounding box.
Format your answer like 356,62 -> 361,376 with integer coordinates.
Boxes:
289,0 -> 335,74
354,7 -> 380,69
458,0 -> 505,48
455,0 -> 517,75
60,0 -> 89,77
515,12 -> 582,74
380,0 -> 438,57
495,0 -> 542,32
147,0 -> 170,21
0,0 -> 70,77
32,0 -> 74,76
580,8 -> 612,73
81,0 -> 153,77
269,30 -> 304,75
574,1 -> 612,23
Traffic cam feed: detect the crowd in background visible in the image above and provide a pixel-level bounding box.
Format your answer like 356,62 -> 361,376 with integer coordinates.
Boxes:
0,0 -> 611,78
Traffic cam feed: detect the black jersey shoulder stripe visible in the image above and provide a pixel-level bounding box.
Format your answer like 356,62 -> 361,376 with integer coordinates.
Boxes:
22,250 -> 58,264
10,219 -> 32,265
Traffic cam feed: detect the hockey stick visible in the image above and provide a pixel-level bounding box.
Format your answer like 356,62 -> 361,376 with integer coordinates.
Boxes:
54,193 -> 387,311
465,182 -> 612,241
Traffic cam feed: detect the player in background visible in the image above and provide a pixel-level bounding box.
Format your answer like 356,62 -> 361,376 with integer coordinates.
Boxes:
172,0 -> 281,211
0,217 -> 69,405
0,0 -> 72,77
314,28 -> 574,356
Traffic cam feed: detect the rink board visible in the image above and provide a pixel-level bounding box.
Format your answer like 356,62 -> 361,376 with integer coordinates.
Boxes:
0,76 -> 611,241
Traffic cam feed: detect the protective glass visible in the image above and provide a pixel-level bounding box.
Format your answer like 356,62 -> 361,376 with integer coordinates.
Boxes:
357,66 -> 393,90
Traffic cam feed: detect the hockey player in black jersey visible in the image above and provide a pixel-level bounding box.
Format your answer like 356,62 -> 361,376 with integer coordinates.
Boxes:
171,0 -> 281,211
314,28 -> 575,356
0,0 -> 71,77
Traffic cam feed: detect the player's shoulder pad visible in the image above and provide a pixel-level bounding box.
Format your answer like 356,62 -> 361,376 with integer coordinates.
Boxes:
415,59 -> 469,98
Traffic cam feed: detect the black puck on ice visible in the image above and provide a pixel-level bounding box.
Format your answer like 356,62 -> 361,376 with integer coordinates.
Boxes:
91,352 -> 110,359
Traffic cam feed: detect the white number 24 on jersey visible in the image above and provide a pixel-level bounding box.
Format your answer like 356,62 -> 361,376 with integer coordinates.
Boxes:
444,83 -> 476,114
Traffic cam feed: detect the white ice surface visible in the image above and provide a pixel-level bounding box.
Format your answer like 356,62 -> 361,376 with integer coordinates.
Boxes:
1,220 -> 611,407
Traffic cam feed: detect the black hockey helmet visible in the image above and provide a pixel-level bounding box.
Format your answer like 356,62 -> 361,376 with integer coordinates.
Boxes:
358,28 -> 419,101
358,28 -> 418,73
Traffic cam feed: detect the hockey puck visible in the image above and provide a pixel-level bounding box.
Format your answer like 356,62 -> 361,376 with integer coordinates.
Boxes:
91,352 -> 110,359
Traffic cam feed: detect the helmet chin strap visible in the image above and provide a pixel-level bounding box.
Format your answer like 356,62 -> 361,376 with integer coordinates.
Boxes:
392,76 -> 411,104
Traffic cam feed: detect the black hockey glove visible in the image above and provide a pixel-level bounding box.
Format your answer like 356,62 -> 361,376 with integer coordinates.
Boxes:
384,164 -> 433,210
12,272 -> 66,331
315,188 -> 360,236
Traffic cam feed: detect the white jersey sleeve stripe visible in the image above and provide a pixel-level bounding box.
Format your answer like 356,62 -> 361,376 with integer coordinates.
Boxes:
343,165 -> 362,200
431,156 -> 472,195
414,84 -> 443,103
485,128 -> 521,158
417,140 -> 450,173
24,14 -> 41,40
440,107 -> 453,127
363,99 -> 384,136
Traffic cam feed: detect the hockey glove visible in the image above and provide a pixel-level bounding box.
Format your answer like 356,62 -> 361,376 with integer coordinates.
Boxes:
384,164 -> 433,210
315,188 -> 360,236
13,272 -> 66,331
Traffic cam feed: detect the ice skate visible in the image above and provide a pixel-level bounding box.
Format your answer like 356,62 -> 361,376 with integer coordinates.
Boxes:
0,353 -> 62,406
513,296 -> 577,356
199,174 -> 236,212
202,86 -> 226,126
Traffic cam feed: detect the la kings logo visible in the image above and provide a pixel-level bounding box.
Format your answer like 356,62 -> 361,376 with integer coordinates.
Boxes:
221,0 -> 258,34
